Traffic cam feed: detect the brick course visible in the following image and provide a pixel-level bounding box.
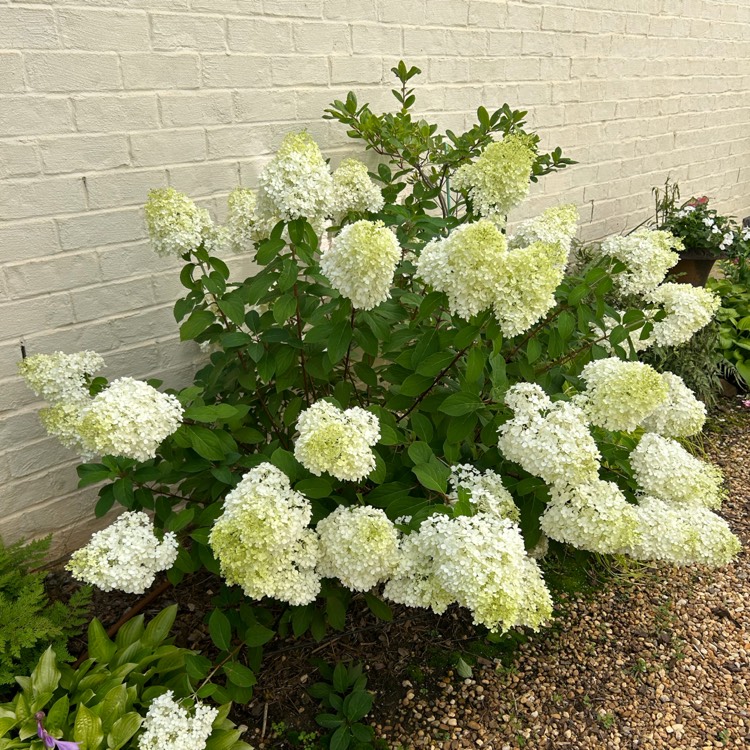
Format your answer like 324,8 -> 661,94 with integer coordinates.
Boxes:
1,0 -> 749,551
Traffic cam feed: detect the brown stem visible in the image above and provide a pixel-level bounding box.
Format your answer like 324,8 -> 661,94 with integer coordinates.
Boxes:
399,344 -> 470,421
290,247 -> 312,405
342,307 -> 356,385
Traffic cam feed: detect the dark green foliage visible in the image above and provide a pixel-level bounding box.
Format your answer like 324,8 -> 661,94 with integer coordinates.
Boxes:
0,536 -> 91,689
0,605 -> 250,750
308,661 -> 375,750
708,277 -> 750,390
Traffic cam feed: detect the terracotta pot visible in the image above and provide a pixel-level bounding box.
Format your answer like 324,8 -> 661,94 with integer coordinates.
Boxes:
670,253 -> 718,287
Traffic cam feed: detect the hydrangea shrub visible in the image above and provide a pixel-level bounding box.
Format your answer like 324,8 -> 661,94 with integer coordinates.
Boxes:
19,64 -> 739,705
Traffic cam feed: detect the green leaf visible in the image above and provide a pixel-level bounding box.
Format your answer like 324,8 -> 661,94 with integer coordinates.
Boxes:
526,337 -> 542,364
209,609 -> 232,651
315,713 -> 344,730
351,723 -> 374,743
180,310 -> 215,341
326,596 -> 347,631
30,648 -> 60,697
327,320 -> 353,365
217,298 -> 245,327
184,404 -> 240,422
87,620 -> 116,664
142,604 -> 178,648
272,294 -> 297,325
77,463 -> 112,487
255,237 -> 285,265
456,657 -> 473,679
294,477 -> 333,499
412,462 -> 450,494
343,691 -> 373,722
363,592 -> 393,621
73,704 -> 103,750
407,441 -> 434,465
45,695 -> 69,731
244,622 -> 275,648
330,725 -> 351,750
332,662 -> 348,693
106,712 -> 142,750
438,392 -> 483,416
0,716 -> 17,736
223,662 -> 256,688
184,426 -> 226,461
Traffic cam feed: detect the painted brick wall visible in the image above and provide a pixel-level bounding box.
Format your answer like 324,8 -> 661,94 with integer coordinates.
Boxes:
1,0 -> 749,552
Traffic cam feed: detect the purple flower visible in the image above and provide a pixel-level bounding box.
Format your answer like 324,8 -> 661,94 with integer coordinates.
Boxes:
35,712 -> 79,750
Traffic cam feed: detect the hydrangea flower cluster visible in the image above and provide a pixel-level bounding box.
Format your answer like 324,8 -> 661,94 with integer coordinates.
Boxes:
597,229 -> 682,296
508,204 -> 580,253
578,358 -> 669,433
39,401 -> 91,456
384,513 -> 552,632
646,282 -> 721,347
416,219 -> 568,335
449,464 -> 519,522
630,433 -> 725,509
255,132 -> 334,230
77,377 -> 184,463
319,220 -> 400,310
294,401 -> 380,482
628,496 -> 740,567
453,133 -> 537,221
226,187 -> 258,253
316,506 -> 399,591
66,511 -> 178,594
139,691 -> 218,750
331,158 -> 384,217
541,479 -> 641,556
209,463 -> 321,605
18,350 -> 104,405
417,220 -> 506,320
640,372 -> 706,437
19,352 -> 183,462
498,385 -> 601,489
144,188 -> 217,258
493,239 -> 568,337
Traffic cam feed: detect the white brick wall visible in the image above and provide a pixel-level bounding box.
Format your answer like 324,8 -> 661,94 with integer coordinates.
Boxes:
1,0 -> 749,553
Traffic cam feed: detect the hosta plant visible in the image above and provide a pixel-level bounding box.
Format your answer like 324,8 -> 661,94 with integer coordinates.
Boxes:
0,605 -> 249,750
19,64 -> 739,704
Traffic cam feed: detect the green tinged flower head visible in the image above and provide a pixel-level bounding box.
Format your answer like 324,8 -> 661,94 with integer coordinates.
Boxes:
77,377 -> 183,463
320,220 -> 400,310
646,282 -> 720,347
39,402 -> 89,455
631,497 -> 740,567
453,133 -> 537,220
640,372 -> 706,437
209,463 -> 321,605
541,479 -> 642,556
630,432 -> 726,509
316,506 -> 399,592
416,220 -> 507,320
494,240 -> 567,337
18,350 -> 104,405
331,158 -> 384,217
255,131 -> 334,228
226,187 -> 258,253
508,204 -> 580,253
144,187 -> 215,257
598,229 -> 682,296
294,401 -> 380,482
579,358 -> 669,432
384,513 -> 552,633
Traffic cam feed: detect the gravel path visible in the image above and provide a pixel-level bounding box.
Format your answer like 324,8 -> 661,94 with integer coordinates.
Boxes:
378,409 -> 750,750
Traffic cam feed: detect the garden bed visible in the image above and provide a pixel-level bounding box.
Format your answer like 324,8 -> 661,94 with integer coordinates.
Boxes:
47,397 -> 750,750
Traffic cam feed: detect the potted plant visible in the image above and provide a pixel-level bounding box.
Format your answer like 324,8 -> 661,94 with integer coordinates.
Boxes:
652,178 -> 750,286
